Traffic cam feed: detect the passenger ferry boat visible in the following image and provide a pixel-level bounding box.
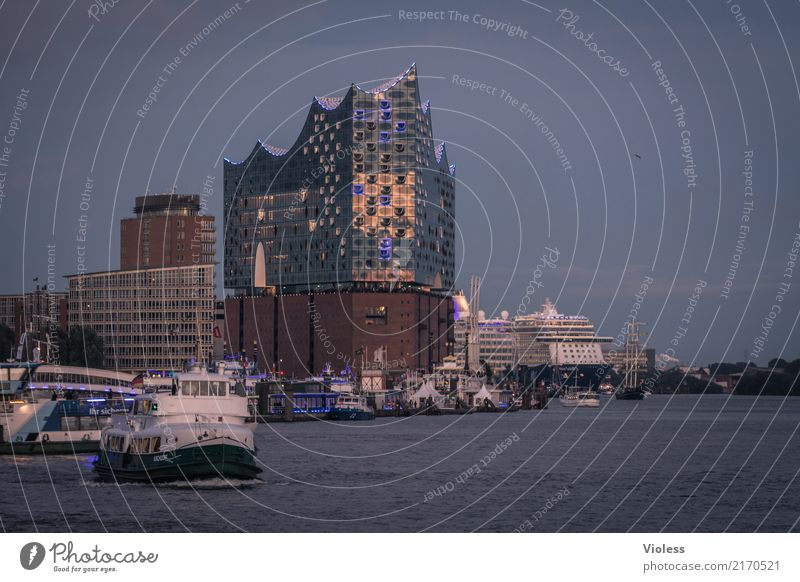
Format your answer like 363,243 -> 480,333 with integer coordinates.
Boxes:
329,394 -> 375,421
94,364 -> 261,482
0,363 -> 135,454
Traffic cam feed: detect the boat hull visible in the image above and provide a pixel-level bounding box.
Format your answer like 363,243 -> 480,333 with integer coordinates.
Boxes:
0,438 -> 100,455
616,389 -> 646,400
93,442 -> 261,482
329,409 -> 374,421
558,396 -> 600,408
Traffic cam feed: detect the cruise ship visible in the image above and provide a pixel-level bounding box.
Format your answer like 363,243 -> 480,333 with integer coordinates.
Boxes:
514,299 -> 612,391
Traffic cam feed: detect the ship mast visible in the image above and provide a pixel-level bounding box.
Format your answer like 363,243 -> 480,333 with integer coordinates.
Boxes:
624,319 -> 645,390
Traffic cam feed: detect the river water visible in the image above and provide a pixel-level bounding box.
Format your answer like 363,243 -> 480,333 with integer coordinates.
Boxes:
1,395 -> 799,532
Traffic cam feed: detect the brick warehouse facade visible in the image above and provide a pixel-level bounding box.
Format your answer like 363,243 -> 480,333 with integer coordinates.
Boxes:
224,289 -> 453,377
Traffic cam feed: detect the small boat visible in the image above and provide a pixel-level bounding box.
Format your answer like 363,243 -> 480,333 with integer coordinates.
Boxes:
558,387 -> 600,408
94,364 -> 261,482
329,394 -> 374,421
598,383 -> 615,396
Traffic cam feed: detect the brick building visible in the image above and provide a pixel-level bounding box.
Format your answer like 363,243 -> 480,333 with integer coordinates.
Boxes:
0,288 -> 68,338
120,192 -> 215,270
224,289 -> 452,377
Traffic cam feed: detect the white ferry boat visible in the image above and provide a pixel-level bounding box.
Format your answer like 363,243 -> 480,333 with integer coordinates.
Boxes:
94,364 -> 260,481
0,363 -> 135,454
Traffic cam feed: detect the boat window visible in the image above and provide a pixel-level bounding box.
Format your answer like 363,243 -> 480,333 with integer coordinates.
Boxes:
199,381 -> 209,396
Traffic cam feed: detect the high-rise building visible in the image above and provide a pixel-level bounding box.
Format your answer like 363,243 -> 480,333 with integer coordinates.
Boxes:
66,264 -> 215,372
63,190 -> 219,372
220,64 -> 457,374
223,63 -> 456,293
120,192 -> 215,270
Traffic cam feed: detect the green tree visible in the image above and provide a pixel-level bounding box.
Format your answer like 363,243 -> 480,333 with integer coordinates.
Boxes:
48,328 -> 69,365
0,324 -> 15,362
67,326 -> 105,368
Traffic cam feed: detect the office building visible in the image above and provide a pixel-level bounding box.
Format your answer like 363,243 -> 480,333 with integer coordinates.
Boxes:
453,311 -> 517,372
66,264 -> 215,372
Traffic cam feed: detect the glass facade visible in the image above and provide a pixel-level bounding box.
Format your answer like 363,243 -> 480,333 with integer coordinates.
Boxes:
224,64 -> 456,292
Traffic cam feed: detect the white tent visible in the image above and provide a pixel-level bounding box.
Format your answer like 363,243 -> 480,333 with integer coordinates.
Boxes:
474,385 -> 495,405
410,382 -> 444,405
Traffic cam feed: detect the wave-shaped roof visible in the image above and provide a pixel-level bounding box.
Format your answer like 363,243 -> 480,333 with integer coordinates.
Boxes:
355,62 -> 417,94
315,96 -> 343,110
226,64 -> 446,166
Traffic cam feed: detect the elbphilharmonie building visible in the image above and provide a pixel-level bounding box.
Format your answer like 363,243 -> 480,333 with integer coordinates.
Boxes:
223,64 -> 456,293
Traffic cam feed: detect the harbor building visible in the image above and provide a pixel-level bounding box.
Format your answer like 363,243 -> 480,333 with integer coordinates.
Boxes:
66,264 -> 215,372
222,64 -> 456,374
224,290 -> 452,378
120,192 -> 215,270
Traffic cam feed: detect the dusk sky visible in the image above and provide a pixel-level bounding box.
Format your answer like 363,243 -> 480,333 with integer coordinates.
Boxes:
0,0 -> 798,365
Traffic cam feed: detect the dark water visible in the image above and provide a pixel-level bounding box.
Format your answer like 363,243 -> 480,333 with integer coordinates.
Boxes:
2,395 -> 799,532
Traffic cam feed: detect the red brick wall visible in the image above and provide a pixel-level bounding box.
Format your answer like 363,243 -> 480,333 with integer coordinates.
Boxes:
225,290 -> 453,378
120,215 -> 214,270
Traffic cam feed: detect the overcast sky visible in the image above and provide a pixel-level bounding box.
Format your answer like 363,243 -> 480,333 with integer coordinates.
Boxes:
0,0 -> 798,366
